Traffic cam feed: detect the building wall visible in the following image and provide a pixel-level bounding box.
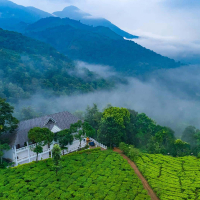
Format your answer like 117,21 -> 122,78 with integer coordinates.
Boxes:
17,150 -> 29,160
3,138 -> 87,166
3,149 -> 13,161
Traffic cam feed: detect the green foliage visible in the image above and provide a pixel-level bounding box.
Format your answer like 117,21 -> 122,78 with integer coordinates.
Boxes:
28,127 -> 54,145
119,143 -> 141,161
119,142 -> 130,155
0,29 -> 116,103
25,17 -> 180,76
0,98 -> 18,137
55,129 -> 73,155
15,107 -> 42,121
28,127 -> 54,161
102,107 -> 130,128
85,104 -> 102,134
174,139 -> 190,157
197,152 -> 200,158
98,107 -> 130,148
131,152 -> 200,200
33,145 -> 43,155
0,98 -> 18,167
71,120 -> 95,146
52,144 -> 62,176
73,110 -> 85,120
0,143 -> 10,165
0,150 -> 151,200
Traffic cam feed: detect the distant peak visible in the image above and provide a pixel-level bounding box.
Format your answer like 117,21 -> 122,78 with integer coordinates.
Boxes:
63,6 -> 80,11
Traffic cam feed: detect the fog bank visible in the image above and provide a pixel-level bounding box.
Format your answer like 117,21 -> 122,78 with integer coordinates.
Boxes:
15,64 -> 200,137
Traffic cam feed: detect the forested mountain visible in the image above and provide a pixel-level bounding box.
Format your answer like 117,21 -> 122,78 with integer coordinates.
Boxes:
0,1 -> 137,40
53,6 -> 138,39
0,0 -> 52,31
25,17 -> 181,75
0,28 -> 117,102
25,17 -> 123,41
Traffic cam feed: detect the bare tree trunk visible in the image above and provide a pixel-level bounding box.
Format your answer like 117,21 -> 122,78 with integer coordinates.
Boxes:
0,156 -> 2,165
36,153 -> 38,162
63,150 -> 64,155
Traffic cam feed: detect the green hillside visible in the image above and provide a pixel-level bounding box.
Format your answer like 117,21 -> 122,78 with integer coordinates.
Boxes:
0,149 -> 150,200
25,17 -> 181,76
0,28 -> 116,103
25,17 -> 123,41
122,144 -> 200,200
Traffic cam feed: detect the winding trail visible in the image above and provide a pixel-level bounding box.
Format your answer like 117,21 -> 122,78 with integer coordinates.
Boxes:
114,148 -> 159,200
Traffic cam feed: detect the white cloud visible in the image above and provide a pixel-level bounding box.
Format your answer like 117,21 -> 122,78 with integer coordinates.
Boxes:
15,64 -> 200,136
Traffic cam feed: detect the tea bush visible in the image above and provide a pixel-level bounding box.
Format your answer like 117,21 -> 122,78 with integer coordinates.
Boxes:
122,143 -> 200,200
0,149 -> 150,200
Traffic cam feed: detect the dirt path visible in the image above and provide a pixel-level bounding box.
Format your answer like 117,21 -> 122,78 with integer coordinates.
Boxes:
114,148 -> 159,200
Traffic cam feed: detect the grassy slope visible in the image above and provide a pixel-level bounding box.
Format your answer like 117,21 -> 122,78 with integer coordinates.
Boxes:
0,149 -> 150,200
134,153 -> 200,200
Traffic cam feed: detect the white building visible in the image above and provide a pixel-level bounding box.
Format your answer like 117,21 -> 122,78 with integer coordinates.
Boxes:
3,111 -> 87,166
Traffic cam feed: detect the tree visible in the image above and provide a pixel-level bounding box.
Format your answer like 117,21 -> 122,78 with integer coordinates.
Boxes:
0,143 -> 10,165
18,106 -> 41,121
182,126 -> 198,148
52,144 -> 61,176
98,107 -> 130,148
0,98 -> 18,166
174,139 -> 190,157
85,104 -> 102,138
28,127 -> 54,162
125,109 -> 138,145
75,130 -> 85,148
55,129 -> 74,155
71,120 -> 95,148
73,110 -> 85,120
134,113 -> 157,148
0,98 -> 18,137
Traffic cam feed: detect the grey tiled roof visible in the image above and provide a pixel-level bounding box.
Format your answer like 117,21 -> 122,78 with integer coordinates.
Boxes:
12,111 -> 80,147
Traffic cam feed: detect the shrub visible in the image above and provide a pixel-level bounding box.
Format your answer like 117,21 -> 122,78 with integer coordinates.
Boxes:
119,142 -> 130,154
128,147 -> 141,161
197,152 -> 200,158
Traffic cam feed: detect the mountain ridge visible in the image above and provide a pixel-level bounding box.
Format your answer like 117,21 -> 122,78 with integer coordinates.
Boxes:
0,0 -> 52,31
53,6 -> 138,39
25,17 -> 181,76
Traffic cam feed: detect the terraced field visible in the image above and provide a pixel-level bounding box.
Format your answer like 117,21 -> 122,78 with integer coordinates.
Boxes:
135,154 -> 200,200
0,149 -> 151,200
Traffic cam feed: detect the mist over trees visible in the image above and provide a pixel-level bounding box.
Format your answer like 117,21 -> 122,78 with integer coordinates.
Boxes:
0,28 -> 120,104
82,104 -> 198,157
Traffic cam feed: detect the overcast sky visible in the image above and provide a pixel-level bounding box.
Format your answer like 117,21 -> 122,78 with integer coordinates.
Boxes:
11,0 -> 200,63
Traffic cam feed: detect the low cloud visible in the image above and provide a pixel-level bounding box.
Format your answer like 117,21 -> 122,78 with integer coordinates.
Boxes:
75,61 -> 117,78
14,63 -> 200,137
131,36 -> 200,64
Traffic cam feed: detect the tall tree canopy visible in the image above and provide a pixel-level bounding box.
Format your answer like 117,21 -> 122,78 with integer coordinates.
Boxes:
98,107 -> 130,148
28,127 -> 54,161
85,104 -> 102,138
55,129 -> 74,155
0,98 -> 18,137
182,126 -> 199,148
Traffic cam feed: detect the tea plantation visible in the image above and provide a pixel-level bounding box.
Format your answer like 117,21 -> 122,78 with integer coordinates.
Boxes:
134,154 -> 200,200
0,149 -> 150,200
